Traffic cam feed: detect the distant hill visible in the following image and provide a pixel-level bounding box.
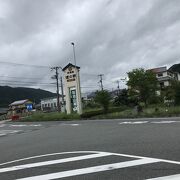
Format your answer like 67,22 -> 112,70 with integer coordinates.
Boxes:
0,86 -> 56,107
169,63 -> 180,73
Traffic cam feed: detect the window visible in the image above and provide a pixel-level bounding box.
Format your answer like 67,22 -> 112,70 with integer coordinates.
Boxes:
157,73 -> 163,77
159,82 -> 164,88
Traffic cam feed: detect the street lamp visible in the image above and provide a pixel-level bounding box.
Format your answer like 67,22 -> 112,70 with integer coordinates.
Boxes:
71,42 -> 77,67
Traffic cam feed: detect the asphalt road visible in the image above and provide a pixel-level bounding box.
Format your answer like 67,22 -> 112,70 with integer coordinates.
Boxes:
0,118 -> 180,179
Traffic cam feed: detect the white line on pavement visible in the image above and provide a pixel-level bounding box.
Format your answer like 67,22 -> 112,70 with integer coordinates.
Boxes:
0,152 -> 111,173
17,158 -> 160,180
147,174 -> 180,180
1,150 -> 180,167
0,130 -> 20,134
61,123 -> 80,126
9,124 -> 42,127
0,151 -> 104,166
151,121 -> 178,124
0,124 -> 6,127
0,130 -> 21,137
119,121 -> 148,124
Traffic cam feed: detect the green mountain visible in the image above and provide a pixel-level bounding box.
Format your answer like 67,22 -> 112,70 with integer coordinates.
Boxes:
0,86 -> 56,107
169,63 -> 180,73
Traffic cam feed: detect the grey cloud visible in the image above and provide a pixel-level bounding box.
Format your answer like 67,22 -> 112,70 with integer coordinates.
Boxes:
0,0 -> 179,92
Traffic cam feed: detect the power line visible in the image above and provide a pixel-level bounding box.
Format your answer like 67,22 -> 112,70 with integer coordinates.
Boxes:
0,82 -> 55,87
0,75 -> 47,80
0,61 -> 50,68
0,79 -> 54,84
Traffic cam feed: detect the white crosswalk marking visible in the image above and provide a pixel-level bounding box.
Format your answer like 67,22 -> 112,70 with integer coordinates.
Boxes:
147,174 -> 180,180
17,158 -> 160,180
1,151 -> 180,180
0,152 -> 111,173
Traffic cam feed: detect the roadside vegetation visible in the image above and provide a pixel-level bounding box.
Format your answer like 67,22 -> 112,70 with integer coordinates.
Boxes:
17,68 -> 180,121
22,112 -> 80,121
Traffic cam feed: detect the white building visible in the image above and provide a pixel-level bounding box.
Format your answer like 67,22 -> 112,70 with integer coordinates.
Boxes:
150,66 -> 180,88
40,96 -> 64,112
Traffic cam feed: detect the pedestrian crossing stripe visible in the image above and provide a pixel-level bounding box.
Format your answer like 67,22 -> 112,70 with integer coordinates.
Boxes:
0,151 -> 180,180
147,174 -> 180,180
17,158 -> 160,180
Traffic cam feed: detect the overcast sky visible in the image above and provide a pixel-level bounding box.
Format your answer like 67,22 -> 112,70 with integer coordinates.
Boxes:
0,0 -> 180,93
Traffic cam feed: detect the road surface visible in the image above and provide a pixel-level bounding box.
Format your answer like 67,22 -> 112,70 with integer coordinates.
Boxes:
0,118 -> 180,179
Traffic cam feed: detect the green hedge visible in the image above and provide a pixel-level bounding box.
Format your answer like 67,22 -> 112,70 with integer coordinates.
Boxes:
81,106 -> 127,119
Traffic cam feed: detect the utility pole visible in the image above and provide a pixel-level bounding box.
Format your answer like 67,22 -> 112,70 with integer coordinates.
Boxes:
51,67 -> 61,112
116,80 -> 120,95
60,76 -> 65,112
98,74 -> 104,91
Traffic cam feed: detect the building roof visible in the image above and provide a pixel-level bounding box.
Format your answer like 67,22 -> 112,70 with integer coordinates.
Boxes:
41,95 -> 65,101
62,63 -> 80,71
10,99 -> 30,106
169,63 -> 180,73
149,67 -> 167,73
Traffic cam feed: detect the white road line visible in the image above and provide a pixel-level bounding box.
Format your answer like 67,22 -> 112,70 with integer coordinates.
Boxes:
9,124 -> 42,127
1,151 -> 180,167
17,158 -> 160,180
61,123 -> 80,126
147,174 -> 180,180
0,152 -> 111,173
69,124 -> 80,126
0,133 -> 6,136
119,121 -> 148,124
151,121 -> 178,124
0,151 -> 104,166
112,153 -> 180,165
0,130 -> 20,134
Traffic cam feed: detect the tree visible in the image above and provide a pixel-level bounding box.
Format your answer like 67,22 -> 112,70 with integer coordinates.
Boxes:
174,82 -> 180,105
94,90 -> 111,113
113,89 -> 136,106
127,68 -> 158,106
161,80 -> 180,106
114,89 -> 128,106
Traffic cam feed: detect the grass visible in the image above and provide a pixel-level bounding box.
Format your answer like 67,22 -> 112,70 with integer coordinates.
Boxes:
94,106 -> 180,119
22,112 -> 80,122
20,106 -> 180,121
